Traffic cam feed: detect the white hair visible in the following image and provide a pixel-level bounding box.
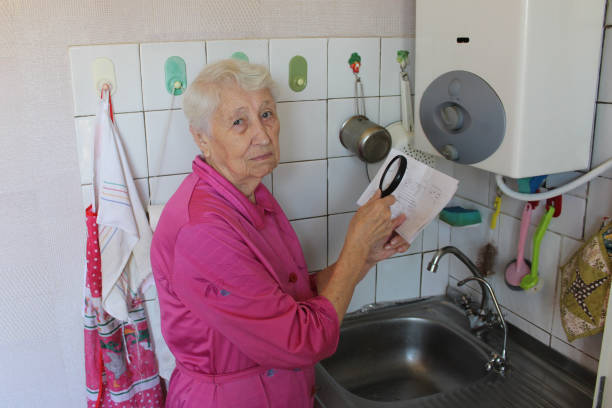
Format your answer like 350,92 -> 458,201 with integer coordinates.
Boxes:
183,59 -> 276,133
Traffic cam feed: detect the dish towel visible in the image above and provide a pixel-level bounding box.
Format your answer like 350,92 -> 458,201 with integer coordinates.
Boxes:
92,95 -> 175,379
84,206 -> 164,407
560,222 -> 612,342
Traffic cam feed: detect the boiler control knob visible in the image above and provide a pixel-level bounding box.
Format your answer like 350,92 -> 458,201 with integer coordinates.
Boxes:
441,144 -> 459,161
440,105 -> 464,131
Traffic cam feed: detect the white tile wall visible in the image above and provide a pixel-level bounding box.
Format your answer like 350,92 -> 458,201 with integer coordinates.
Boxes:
69,44 -> 143,116
328,211 -> 354,265
328,38 -> 380,98
347,268 -> 376,313
327,97 -> 380,157
206,39 -> 268,67
421,251 -> 449,297
380,37 -> 415,96
75,113 -> 148,184
269,38 -> 327,102
376,254 -> 421,301
379,96 -> 401,127
290,217 -> 327,272
592,103 -> 612,178
144,110 -> 200,176
277,100 -> 326,162
140,42 -> 206,111
328,156 -> 370,214
273,160 -> 327,220
70,35 -> 612,372
598,29 -> 612,102
585,177 -> 612,238
149,174 -> 189,205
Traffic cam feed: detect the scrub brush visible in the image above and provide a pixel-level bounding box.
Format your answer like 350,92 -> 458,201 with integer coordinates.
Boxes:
477,189 -> 502,276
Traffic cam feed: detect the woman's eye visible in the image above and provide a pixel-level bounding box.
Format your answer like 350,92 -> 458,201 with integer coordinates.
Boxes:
262,111 -> 273,119
233,119 -> 243,126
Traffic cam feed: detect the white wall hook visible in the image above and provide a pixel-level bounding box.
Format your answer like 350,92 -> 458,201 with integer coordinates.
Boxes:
92,57 -> 117,95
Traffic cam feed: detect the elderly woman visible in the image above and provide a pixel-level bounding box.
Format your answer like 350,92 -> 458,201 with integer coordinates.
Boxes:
151,59 -> 409,407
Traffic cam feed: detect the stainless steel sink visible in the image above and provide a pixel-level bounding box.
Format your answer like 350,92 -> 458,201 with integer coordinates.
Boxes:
315,295 -> 596,408
321,317 -> 490,401
315,297 -> 498,407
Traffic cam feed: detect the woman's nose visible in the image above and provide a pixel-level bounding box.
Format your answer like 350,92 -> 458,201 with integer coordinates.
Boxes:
252,118 -> 271,145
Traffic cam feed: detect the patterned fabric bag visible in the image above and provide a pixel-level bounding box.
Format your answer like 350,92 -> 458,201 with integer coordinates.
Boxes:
560,222 -> 612,342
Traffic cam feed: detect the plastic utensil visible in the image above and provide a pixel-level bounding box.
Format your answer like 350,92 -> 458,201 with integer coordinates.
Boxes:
520,205 -> 555,290
505,203 -> 533,289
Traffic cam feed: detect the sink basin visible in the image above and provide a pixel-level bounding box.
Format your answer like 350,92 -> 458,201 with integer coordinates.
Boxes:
321,317 -> 490,402
316,297 -> 497,407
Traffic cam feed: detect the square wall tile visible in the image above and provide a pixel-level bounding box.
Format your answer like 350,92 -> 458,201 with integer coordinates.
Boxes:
592,103 -> 612,178
328,38 -> 380,98
69,44 -> 142,116
380,38 -> 415,96
379,96 -> 402,127
277,100 -> 326,162
598,29 -> 612,102
269,38 -> 327,102
550,337 -> 599,372
453,163 -> 490,206
328,156 -> 370,214
149,174 -> 189,205
144,110 -> 200,176
503,307 -> 551,345
422,220 -> 439,252
376,254 -> 421,302
140,42 -> 206,111
327,97 -> 379,158
290,217 -> 327,272
347,268 -> 376,313
550,237 -> 603,360
133,178 -> 150,208
206,39 -> 268,67
328,212 -> 354,264
75,112 -> 148,184
585,176 -> 612,238
421,251 -> 450,297
261,174 -> 272,192
273,160 -> 327,220
544,172 -> 588,198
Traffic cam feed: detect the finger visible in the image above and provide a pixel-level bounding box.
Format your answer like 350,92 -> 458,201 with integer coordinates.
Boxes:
390,213 -> 406,229
366,189 -> 382,204
380,194 -> 397,206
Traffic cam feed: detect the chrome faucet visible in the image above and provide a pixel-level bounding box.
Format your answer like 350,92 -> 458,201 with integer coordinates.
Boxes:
427,246 -> 488,312
458,276 -> 507,374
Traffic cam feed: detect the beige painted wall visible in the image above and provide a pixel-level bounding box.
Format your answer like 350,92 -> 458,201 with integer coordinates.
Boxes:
0,1 -> 413,406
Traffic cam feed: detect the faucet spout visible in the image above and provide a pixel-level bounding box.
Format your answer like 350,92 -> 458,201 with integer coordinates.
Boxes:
458,276 -> 508,372
427,246 -> 488,311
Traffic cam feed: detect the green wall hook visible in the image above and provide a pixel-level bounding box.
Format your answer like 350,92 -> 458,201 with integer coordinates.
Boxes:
289,55 -> 307,92
231,51 -> 249,62
164,56 -> 187,95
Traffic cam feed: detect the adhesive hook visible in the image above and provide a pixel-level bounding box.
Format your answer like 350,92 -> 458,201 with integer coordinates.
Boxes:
231,51 -> 249,62
289,55 -> 307,92
92,57 -> 117,95
165,56 -> 187,95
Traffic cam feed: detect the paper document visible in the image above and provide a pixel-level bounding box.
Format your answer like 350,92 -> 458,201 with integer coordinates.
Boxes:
357,148 -> 458,243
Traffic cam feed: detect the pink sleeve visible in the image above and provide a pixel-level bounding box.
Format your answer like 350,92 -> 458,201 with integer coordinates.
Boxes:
171,220 -> 339,369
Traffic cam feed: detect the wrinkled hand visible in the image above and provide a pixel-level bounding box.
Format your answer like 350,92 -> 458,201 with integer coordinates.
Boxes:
345,190 -> 410,273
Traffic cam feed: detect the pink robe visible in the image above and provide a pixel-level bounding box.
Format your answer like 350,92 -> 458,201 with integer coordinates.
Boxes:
151,157 -> 339,407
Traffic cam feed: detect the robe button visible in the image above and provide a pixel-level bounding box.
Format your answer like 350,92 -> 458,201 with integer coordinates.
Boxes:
289,272 -> 298,283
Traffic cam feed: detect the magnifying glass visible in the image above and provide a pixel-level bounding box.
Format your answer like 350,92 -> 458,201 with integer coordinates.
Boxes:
379,155 -> 408,197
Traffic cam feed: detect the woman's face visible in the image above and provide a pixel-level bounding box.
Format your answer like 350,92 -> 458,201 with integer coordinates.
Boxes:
194,84 -> 280,193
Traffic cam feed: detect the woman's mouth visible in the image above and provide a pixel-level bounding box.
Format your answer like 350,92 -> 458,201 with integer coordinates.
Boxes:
251,153 -> 274,161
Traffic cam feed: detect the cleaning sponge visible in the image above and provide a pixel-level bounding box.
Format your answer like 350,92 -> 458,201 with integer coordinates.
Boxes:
439,206 -> 482,227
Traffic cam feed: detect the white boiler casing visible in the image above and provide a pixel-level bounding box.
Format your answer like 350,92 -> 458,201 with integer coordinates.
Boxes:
413,0 -> 606,178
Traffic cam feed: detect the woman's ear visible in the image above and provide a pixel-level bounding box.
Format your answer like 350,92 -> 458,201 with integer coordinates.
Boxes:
190,125 -> 211,157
